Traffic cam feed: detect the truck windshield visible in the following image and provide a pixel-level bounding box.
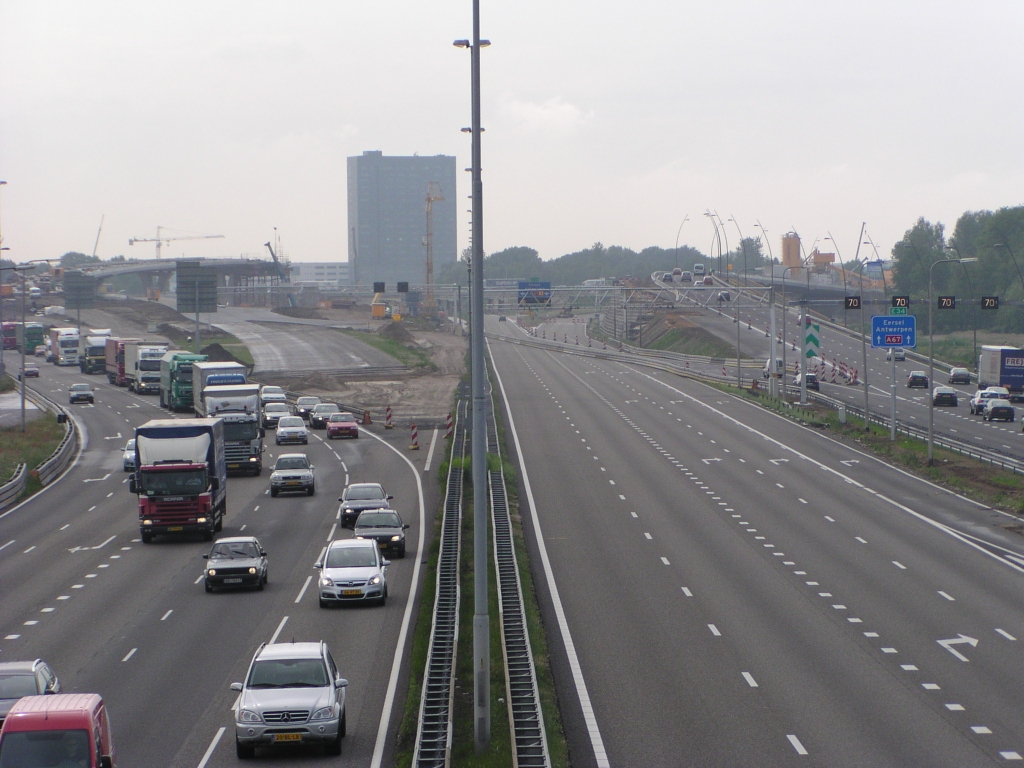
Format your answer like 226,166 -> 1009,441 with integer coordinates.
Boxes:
175,370 -> 193,382
223,422 -> 259,442
0,730 -> 91,766
139,468 -> 207,496
140,360 -> 161,371
86,345 -> 105,356
59,340 -> 77,348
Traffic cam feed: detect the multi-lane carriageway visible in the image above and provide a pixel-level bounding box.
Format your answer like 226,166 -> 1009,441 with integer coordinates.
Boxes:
488,317 -> 1024,766
0,350 -> 440,767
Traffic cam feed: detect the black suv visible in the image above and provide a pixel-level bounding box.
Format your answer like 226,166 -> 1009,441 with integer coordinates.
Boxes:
354,509 -> 409,558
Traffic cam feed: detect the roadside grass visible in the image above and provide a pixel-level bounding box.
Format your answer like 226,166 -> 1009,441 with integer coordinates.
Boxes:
333,328 -> 436,371
0,413 -> 66,499
0,374 -> 15,393
647,326 -> 744,358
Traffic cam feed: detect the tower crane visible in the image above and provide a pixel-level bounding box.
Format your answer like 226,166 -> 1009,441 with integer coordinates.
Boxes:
128,226 -> 225,259
423,181 -> 444,310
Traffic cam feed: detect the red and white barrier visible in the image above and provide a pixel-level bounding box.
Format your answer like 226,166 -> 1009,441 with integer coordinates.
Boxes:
409,423 -> 420,450
445,412 -> 453,439
385,404 -> 393,429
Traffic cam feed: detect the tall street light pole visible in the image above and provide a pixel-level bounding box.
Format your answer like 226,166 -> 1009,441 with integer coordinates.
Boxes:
712,211 -> 729,283
674,215 -> 689,271
929,256 -> 978,464
728,216 -> 746,287
755,220 -> 774,288
454,13 -> 491,748
946,240 -> 978,372
781,266 -> 798,398
704,211 -> 721,277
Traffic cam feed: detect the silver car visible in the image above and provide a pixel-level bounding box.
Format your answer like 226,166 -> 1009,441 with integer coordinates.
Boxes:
231,641 -> 347,758
269,454 -> 315,497
275,416 -> 309,446
316,539 -> 389,607
259,385 -> 288,407
122,439 -> 136,472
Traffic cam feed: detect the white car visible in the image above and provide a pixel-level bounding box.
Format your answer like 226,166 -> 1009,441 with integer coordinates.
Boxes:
886,347 -> 906,361
275,416 -> 309,445
315,539 -> 389,607
269,453 -> 315,497
259,385 -> 288,407
122,439 -> 136,472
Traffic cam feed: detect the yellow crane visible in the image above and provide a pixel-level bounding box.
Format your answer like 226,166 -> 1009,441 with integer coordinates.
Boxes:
423,182 -> 444,310
128,226 -> 225,259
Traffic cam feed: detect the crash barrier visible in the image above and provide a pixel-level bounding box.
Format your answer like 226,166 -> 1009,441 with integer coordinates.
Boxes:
0,464 -> 27,512
25,387 -> 79,488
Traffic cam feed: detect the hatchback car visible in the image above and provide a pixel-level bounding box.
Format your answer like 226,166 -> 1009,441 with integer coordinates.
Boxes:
262,402 -> 290,429
17,363 -> 39,379
203,536 -> 268,592
793,373 -> 820,391
259,385 -> 288,407
932,387 -> 959,406
309,403 -> 341,429
948,367 -> 971,385
316,539 -> 389,607
0,660 -> 61,727
68,383 -> 94,404
886,347 -> 906,362
984,399 -> 1015,422
703,276 -> 714,286
681,271 -> 693,282
906,371 -> 929,388
354,509 -> 409,558
717,291 -> 731,302
231,641 -> 347,758
269,454 -> 315,497
326,412 -> 359,439
339,482 -> 392,528
294,396 -> 322,420
122,439 -> 137,471
275,416 -> 309,445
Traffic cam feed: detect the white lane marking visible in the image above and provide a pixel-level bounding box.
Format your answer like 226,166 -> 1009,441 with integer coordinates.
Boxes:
196,727 -> 226,768
4,634 -> 20,640
971,726 -> 992,734
194,575 -> 204,584
122,648 -> 137,662
269,616 -> 289,644
660,557 -> 670,565
708,624 -> 721,636
40,607 -> 54,613
901,664 -> 918,671
938,591 -> 955,601
161,610 -> 173,621
335,508 -> 341,521
630,512 -> 638,518
253,505 -> 259,512
0,540 -> 15,552
618,494 -> 625,500
87,506 -> 96,512
23,546 -> 35,554
23,621 -> 38,626
60,524 -> 70,531
56,596 -> 69,600
922,683 -> 940,690
72,584 -> 84,589
239,525 -> 246,532
882,647 -> 898,654
946,703 -> 965,711
864,632 -> 880,638
487,341 -> 610,768
92,536 -> 116,550
83,473 -> 112,483
643,532 -> 652,540
825,516 -> 835,522
893,561 -> 907,569
798,498 -> 807,504
423,428 -> 439,472
295,575 -> 313,604
106,492 -> 113,498
362,411 -> 428,768
341,461 -> 348,471
681,587 -> 692,596
996,628 -> 1017,641
333,451 -> 341,461
787,735 -> 809,755
742,672 -> 758,687
855,537 -> 867,544
938,634 -> 977,661
326,523 -> 337,542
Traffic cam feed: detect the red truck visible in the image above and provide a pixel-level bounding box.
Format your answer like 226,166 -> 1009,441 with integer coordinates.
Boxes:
105,337 -> 140,386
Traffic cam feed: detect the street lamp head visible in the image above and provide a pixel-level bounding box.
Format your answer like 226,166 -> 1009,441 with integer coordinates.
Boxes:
453,39 -> 470,48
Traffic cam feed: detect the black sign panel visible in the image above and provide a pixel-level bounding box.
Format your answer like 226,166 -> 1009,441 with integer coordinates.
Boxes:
981,296 -> 1000,310
176,260 -> 218,314
892,295 -> 910,308
373,281 -> 386,294
397,282 -> 409,293
845,296 -> 861,310
63,271 -> 98,309
937,295 -> 956,309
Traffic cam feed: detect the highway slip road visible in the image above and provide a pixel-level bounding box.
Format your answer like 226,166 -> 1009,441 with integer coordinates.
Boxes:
0,351 -> 439,767
488,317 -> 1024,767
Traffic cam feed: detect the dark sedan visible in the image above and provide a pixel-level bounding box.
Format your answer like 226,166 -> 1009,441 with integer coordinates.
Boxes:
906,371 -> 929,389
309,402 -> 341,429
354,509 -> 409,558
203,537 -> 268,592
294,395 -> 321,420
932,387 -> 959,407
261,402 -> 290,429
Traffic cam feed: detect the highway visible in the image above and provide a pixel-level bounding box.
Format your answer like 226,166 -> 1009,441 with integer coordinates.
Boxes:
488,317 -> 1024,766
0,349 -> 438,766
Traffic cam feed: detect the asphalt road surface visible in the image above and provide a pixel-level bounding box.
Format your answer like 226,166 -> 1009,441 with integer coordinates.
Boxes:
0,350 -> 440,767
488,316 -> 1024,766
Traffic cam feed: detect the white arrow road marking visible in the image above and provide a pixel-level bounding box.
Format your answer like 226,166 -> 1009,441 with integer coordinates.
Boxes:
83,474 -> 111,483
103,433 -> 122,440
769,458 -> 789,465
701,458 -> 721,464
938,634 -> 978,662
840,459 -> 860,466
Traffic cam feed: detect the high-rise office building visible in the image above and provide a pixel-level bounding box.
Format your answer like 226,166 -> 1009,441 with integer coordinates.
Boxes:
347,150 -> 458,288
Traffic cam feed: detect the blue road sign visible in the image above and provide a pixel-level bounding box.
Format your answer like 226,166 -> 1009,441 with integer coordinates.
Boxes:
871,315 -> 916,348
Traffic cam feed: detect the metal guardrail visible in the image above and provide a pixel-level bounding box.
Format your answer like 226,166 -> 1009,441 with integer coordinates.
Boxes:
256,364 -> 409,380
413,399 -> 467,767
0,463 -> 27,511
486,381 -> 551,767
24,386 -> 79,488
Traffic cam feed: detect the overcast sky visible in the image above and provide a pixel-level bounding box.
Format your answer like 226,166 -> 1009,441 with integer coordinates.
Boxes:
2,1 -> 1022,268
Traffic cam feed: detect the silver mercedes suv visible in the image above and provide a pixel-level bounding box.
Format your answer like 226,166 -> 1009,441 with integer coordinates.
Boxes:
231,641 -> 348,758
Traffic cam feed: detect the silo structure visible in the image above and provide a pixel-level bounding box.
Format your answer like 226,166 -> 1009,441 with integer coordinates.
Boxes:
781,232 -> 802,269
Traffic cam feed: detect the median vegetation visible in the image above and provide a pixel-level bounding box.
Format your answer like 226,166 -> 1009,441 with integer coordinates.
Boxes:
0,391 -> 67,501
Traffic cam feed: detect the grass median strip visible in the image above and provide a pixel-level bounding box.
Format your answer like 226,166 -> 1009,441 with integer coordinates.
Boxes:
0,405 -> 66,502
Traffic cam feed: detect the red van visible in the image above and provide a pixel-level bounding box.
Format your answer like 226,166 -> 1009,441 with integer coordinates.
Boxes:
0,693 -> 115,767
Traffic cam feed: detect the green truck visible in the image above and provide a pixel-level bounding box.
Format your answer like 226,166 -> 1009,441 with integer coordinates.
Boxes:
159,351 -> 208,412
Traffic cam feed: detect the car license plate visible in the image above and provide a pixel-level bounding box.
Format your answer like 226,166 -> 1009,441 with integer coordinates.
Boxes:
342,589 -> 361,596
168,526 -> 183,532
286,481 -> 300,486
224,578 -> 242,584
272,733 -> 302,743
228,463 -> 240,469
378,542 -> 387,548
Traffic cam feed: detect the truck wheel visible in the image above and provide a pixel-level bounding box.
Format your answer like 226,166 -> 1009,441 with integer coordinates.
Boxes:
141,531 -> 153,544
214,516 -> 222,533
203,529 -> 214,542
253,464 -> 262,477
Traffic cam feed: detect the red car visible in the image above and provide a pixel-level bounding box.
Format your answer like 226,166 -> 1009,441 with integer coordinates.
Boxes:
326,412 -> 359,439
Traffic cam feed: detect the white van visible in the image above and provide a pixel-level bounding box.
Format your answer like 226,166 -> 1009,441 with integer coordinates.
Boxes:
763,358 -> 785,379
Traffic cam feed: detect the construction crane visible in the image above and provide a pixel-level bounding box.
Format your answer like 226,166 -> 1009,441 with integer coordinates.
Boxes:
91,215 -> 104,259
128,226 -> 224,259
422,181 -> 444,310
